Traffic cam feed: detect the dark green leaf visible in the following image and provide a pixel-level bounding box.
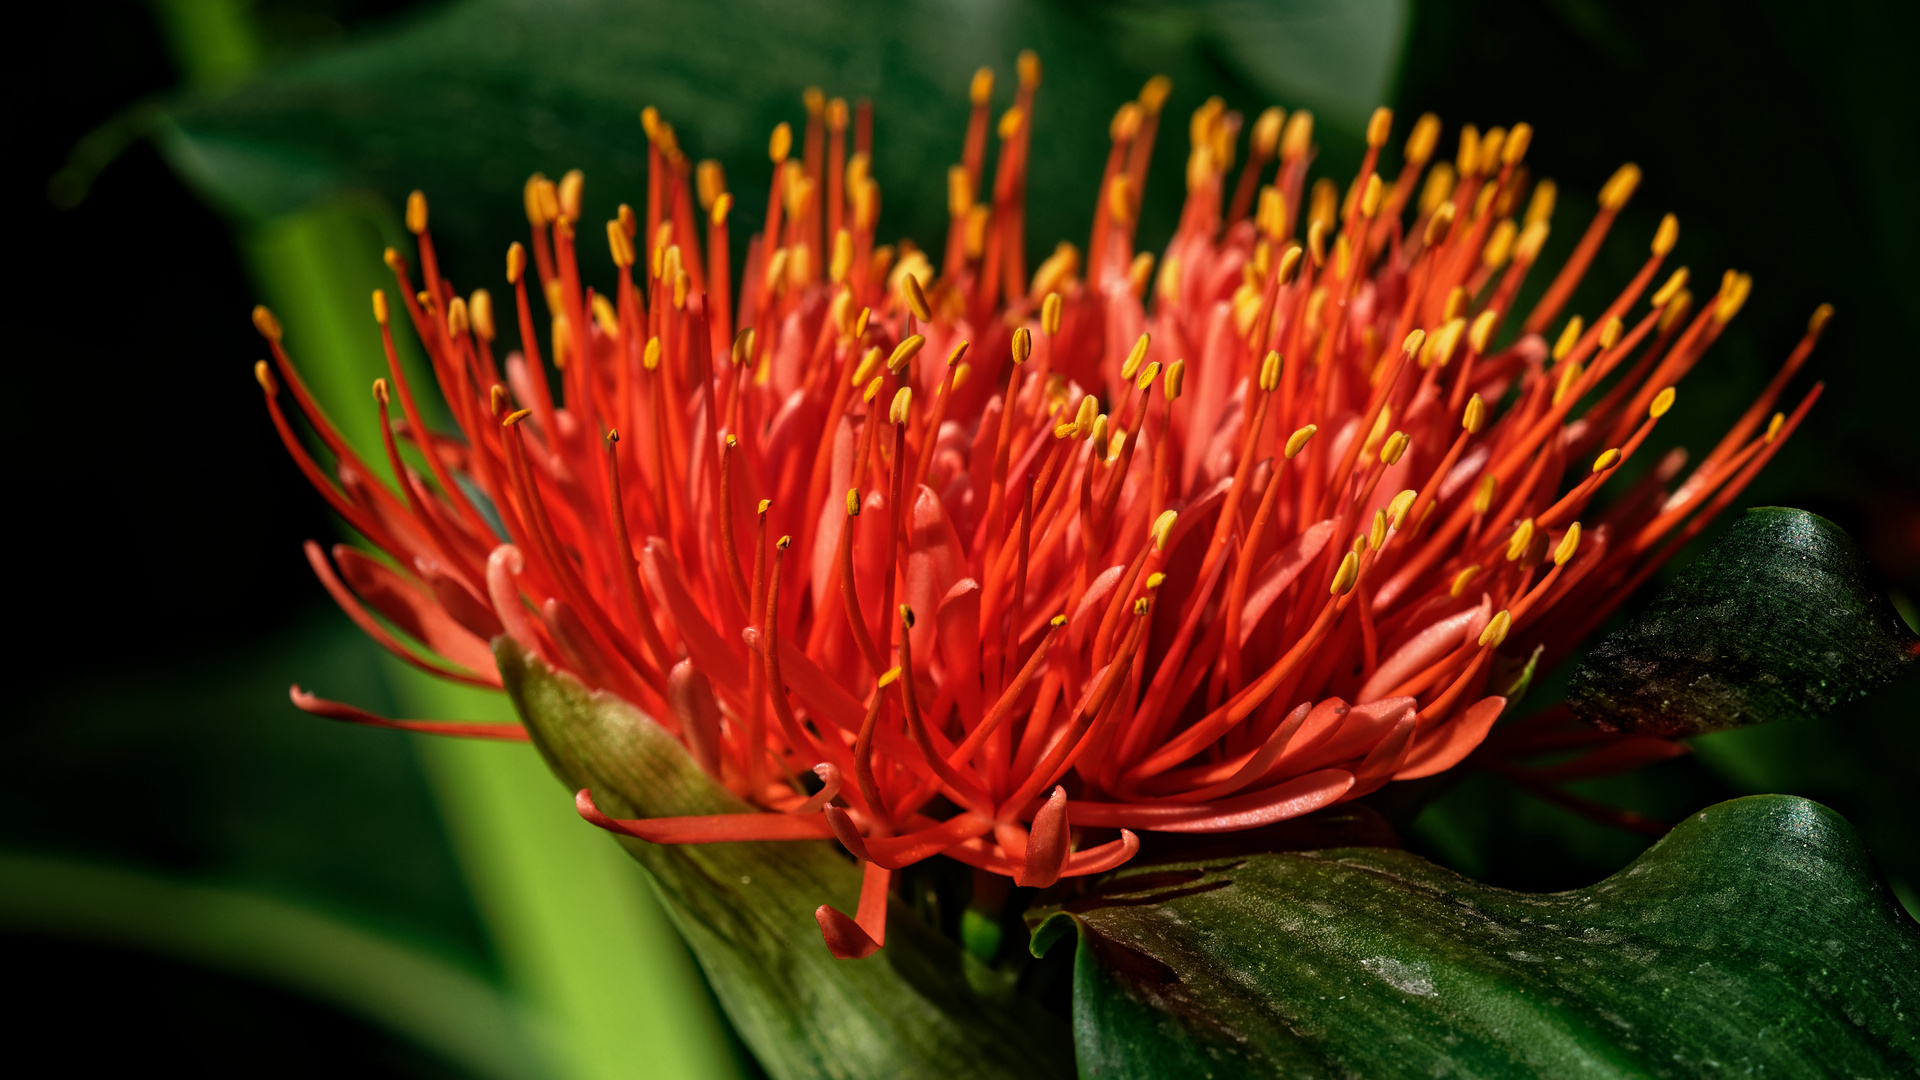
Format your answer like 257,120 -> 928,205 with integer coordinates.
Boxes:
1568,507 -> 1917,737
1030,794 -> 1919,1079
497,640 -> 1074,1080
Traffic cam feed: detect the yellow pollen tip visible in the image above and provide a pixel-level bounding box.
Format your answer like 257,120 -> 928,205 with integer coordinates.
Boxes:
1503,123 -> 1533,167
643,336 -> 662,371
1360,173 -> 1384,218
997,107 -> 1024,141
1599,163 -> 1642,211
1450,565 -> 1481,598
1514,219 -> 1550,264
1353,533 -> 1369,555
1151,510 -> 1178,551
1809,303 -> 1835,338
1133,597 -> 1152,617
769,122 -> 792,163
448,297 -> 471,338
952,363 -> 973,391
756,498 -> 771,516
371,290 -> 389,325
1135,359 -> 1164,394
1387,488 -> 1417,530
406,190 -> 428,234
1506,519 -> 1536,562
1405,113 -> 1441,165
1251,107 -> 1284,158
710,192 -> 734,227
897,604 -> 915,628
506,242 -> 526,284
776,535 -> 792,552
904,274 -> 932,322
1479,610 -> 1512,648
1424,202 -> 1455,247
557,170 -> 584,223
1652,213 -> 1679,257
1018,49 -> 1043,90
1330,551 -> 1361,596
1164,358 -> 1187,401
946,341 -> 971,369
1281,110 -> 1313,159
1042,292 -> 1063,336
252,305 -> 283,342
1554,522 -> 1582,566
490,385 -> 508,416
372,377 -> 389,405
851,347 -> 882,387
1380,431 -> 1410,466
1285,424 -> 1317,459
1598,315 -> 1624,350
970,67 -> 994,106
1366,107 -> 1392,149
1472,475 -> 1498,515
1369,509 -> 1389,550
470,290 -> 495,341
607,219 -> 636,267
863,375 -> 884,403
878,667 -> 902,689
887,335 -> 926,374
617,203 -> 637,238
1011,326 -> 1033,364
1402,328 -> 1427,357
1553,316 -> 1584,362
1650,387 -> 1677,418
1138,74 -> 1171,114
523,174 -> 552,227
1469,309 -> 1501,355
1713,272 -> 1753,323
1122,334 -> 1151,380
1090,415 -> 1111,460
1765,412 -> 1786,442
889,387 -> 913,425
1259,350 -> 1284,393
1050,614 -> 1068,628
1463,394 -> 1488,434
846,489 -> 862,516
1145,572 -> 1168,593
1275,244 -> 1304,286
253,360 -> 277,394
503,408 -> 533,426
1593,447 -> 1621,473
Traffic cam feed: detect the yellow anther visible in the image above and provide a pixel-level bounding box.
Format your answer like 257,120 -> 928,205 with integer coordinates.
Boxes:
616,203 -> 637,239
1360,172 -> 1384,218
941,341 -> 970,370
852,306 -> 871,340
694,159 -> 724,210
1011,326 -> 1033,364
1472,475 -> 1498,514
1387,488 -> 1417,530
523,173 -> 554,227
887,334 -> 926,374
1429,317 -> 1466,369
898,604 -> 915,628
846,488 -> 862,516
776,534 -> 792,551
1132,596 -> 1152,617
769,122 -> 792,163
491,385 -> 509,416
1463,393 -> 1487,434
1138,73 -> 1172,114
1142,510 -> 1175,553
1809,303 -> 1835,338
1713,272 -> 1752,323
757,498 -> 772,515
1369,509 -> 1389,550
406,190 -> 428,234
470,290 -> 495,341
1018,50 -> 1043,90
888,387 -> 913,425
1514,219 -> 1550,264
1050,614 -> 1069,629
1592,447 -> 1621,473
608,219 -> 636,267
862,376 -> 884,403
1042,291 -> 1063,336
1765,412 -> 1786,442
1525,179 -> 1556,227
1478,609 -> 1512,648
1650,387 -> 1677,418
252,360 -> 277,394
878,666 -> 902,689
1133,358 -> 1164,393
643,336 -> 662,371
1251,106 -> 1284,158
1259,350 -> 1284,393
1553,316 -> 1584,362
591,294 -> 618,335
947,165 -> 973,218
1274,243 -> 1304,287
1402,328 -> 1428,357
733,328 -> 757,368
1455,124 -> 1481,176
1503,123 -> 1532,167
372,377 -> 390,405
1481,218 -> 1517,270
252,305 -> 283,342
1329,550 -> 1361,596
1403,113 -> 1441,167
1553,359 -> 1583,406
952,363 -> 972,391
1450,565 -> 1481,598
1281,109 -> 1313,159
1090,415 -> 1111,460
1468,309 -> 1501,355
1505,518 -> 1536,562
1163,358 -> 1187,401
1423,201 -> 1456,247
1121,334 -> 1151,380
1419,163 -> 1456,218
1284,424 -> 1317,459
1353,533 -> 1369,555
507,242 -> 526,284
1658,290 -> 1694,334
1599,163 -> 1642,211
971,66 -> 994,106
371,289 -> 389,325
1554,522 -> 1583,566
997,107 -> 1024,140
1073,393 -> 1099,437
557,170 -> 584,223
1365,107 -> 1392,149
502,407 -> 534,427
903,273 -> 933,323
1379,431 -> 1410,465
1651,213 -> 1679,257
1146,572 -> 1167,591
417,290 -> 433,310
707,190 -> 732,227
1127,252 -> 1155,298
1474,127 -> 1507,177
448,296 -> 471,338
856,343 -> 883,386
1642,269 -> 1687,312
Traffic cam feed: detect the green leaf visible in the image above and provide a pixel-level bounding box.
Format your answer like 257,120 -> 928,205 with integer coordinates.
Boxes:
1567,507 -> 1917,737
156,0 -> 1407,294
496,640 -> 1074,1080
1030,794 -> 1919,1079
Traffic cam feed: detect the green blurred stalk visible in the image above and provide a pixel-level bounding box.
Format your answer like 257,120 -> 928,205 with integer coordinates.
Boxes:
154,4 -> 745,1078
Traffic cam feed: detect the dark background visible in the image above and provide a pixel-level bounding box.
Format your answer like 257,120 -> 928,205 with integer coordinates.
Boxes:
9,0 -> 1915,1074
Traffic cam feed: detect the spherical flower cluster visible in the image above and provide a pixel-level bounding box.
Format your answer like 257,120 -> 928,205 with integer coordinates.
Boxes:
261,53 -> 1826,957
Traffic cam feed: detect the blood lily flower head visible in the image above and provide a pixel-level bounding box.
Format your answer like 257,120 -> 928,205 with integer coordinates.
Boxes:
262,56 -> 1829,959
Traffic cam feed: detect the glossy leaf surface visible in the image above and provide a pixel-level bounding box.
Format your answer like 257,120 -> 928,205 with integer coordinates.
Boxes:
1031,795 -> 1919,1078
1568,507 -> 1917,737
498,640 -> 1073,1080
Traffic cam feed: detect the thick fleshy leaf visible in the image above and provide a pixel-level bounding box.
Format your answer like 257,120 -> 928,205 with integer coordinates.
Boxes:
1030,794 -> 1919,1078
1568,507 -> 1917,737
496,640 -> 1073,1080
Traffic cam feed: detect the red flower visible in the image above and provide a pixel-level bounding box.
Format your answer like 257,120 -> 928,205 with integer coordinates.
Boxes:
262,56 -> 1827,958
